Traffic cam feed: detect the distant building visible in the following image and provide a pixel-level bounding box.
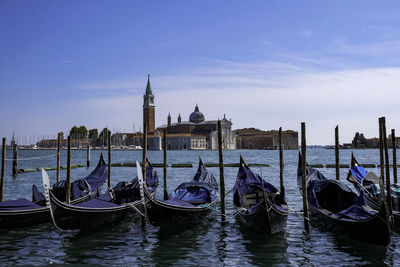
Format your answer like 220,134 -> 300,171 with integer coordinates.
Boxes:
157,105 -> 236,150
234,128 -> 298,150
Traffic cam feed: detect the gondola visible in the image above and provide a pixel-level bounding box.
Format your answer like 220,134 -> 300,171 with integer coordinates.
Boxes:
233,156 -> 289,233
43,159 -> 159,230
0,155 -> 108,229
141,157 -> 218,226
347,153 -> 400,230
298,153 -> 390,246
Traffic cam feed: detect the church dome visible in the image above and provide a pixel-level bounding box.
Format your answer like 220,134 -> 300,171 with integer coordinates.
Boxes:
189,105 -> 205,123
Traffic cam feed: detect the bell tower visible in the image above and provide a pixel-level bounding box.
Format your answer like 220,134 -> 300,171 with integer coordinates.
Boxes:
143,74 -> 155,132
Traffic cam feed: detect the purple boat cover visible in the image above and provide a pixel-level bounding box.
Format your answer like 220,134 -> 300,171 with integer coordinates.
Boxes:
233,156 -> 278,207
165,158 -> 217,206
75,198 -> 119,208
0,199 -> 42,211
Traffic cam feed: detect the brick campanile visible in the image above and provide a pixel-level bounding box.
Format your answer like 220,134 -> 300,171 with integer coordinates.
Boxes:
143,74 -> 155,132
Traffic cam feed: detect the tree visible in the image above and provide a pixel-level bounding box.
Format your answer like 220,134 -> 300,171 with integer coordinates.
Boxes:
88,129 -> 98,146
69,125 -> 88,139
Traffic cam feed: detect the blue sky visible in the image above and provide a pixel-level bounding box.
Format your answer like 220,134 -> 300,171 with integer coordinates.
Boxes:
1,1 -> 400,145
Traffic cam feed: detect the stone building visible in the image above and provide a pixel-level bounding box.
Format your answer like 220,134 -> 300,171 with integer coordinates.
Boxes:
234,128 -> 298,150
157,106 -> 236,150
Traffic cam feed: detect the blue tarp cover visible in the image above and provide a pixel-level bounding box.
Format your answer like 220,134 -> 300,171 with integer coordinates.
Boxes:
166,158 -> 217,206
332,204 -> 374,220
164,198 -> 196,207
0,199 -> 42,211
50,155 -> 107,202
350,166 -> 368,184
233,159 -> 278,207
297,155 -> 374,221
75,198 -> 119,208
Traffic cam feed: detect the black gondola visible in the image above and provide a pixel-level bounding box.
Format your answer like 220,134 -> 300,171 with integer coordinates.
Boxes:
347,153 -> 400,230
44,160 -> 159,230
298,153 -> 391,246
0,155 -> 108,229
142,158 -> 218,226
233,156 -> 289,233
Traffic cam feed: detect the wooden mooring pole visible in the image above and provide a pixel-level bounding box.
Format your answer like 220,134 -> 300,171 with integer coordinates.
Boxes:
335,125 -> 339,180
87,143 -> 90,168
142,125 -> 147,181
66,136 -> 71,204
56,132 -> 61,183
279,127 -> 284,192
163,130 -> 168,200
12,143 -> 18,176
392,129 -> 397,184
141,124 -> 148,227
381,117 -> 392,216
0,138 -> 6,202
218,120 -> 226,225
301,122 -> 309,231
108,132 -> 111,188
379,118 -> 386,203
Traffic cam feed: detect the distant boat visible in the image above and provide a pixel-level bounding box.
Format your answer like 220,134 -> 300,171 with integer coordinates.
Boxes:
298,153 -> 390,246
232,156 -> 289,233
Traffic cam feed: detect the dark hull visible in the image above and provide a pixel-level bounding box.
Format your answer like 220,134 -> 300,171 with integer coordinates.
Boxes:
0,188 -> 101,229
236,203 -> 288,234
49,191 -> 142,230
308,203 -> 390,246
145,190 -> 217,226
353,183 -> 400,232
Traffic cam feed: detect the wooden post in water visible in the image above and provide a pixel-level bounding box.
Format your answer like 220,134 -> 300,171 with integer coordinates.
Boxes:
379,118 -> 386,205
66,136 -> 71,204
56,132 -> 61,183
218,120 -> 226,225
279,127 -> 284,192
0,138 -> 6,202
335,125 -> 340,180
382,117 -> 392,216
392,129 -> 397,184
163,130 -> 168,200
87,143 -> 90,168
301,122 -> 309,231
12,143 -> 18,175
142,124 -> 148,227
142,125 -> 148,181
108,132 -> 111,188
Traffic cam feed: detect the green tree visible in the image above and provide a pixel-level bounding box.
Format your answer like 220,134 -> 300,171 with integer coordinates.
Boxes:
88,129 -> 98,146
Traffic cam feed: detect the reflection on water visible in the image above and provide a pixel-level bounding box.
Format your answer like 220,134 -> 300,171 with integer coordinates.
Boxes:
0,148 -> 399,265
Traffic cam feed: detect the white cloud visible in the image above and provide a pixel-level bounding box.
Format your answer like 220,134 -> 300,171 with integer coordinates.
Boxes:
70,60 -> 400,145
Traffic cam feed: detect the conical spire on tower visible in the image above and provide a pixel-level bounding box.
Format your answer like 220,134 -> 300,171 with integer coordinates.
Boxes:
178,113 -> 182,123
146,74 -> 153,95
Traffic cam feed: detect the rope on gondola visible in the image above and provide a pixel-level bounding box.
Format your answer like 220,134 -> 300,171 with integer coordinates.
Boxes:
128,202 -> 145,217
287,205 -> 310,221
225,187 -> 233,196
3,153 -> 57,161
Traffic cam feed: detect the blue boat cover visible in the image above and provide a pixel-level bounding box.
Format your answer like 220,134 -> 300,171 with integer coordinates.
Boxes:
94,161 -> 159,206
75,198 -> 120,208
233,157 -> 279,207
51,154 -> 107,202
349,166 -> 368,184
32,184 -> 45,204
164,198 -> 196,207
167,158 -> 217,205
298,153 -> 374,221
0,198 -> 42,211
332,204 -> 374,220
